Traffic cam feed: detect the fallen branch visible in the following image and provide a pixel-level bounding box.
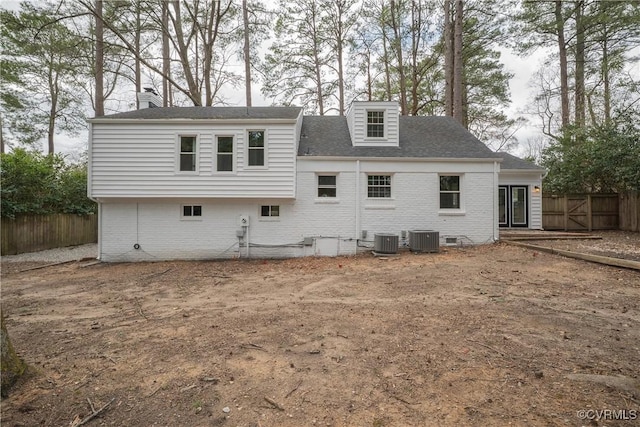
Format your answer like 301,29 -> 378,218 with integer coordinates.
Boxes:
264,396 -> 285,411
285,380 -> 302,398
240,343 -> 266,351
19,260 -> 75,272
133,298 -> 148,320
466,339 -> 506,357
72,397 -> 115,426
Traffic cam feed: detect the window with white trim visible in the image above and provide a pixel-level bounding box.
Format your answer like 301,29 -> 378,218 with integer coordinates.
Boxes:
261,205 -> 279,217
367,175 -> 391,198
317,175 -> 337,197
217,136 -> 234,172
440,175 -> 461,209
182,205 -> 202,218
179,135 -> 197,172
248,130 -> 265,166
367,111 -> 384,138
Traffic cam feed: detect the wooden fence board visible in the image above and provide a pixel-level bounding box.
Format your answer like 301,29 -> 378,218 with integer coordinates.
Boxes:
619,191 -> 640,232
1,214 -> 98,256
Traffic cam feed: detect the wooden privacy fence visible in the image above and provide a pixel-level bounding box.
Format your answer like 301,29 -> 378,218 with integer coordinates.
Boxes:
619,191 -> 640,232
1,214 -> 98,256
543,193 -> 639,232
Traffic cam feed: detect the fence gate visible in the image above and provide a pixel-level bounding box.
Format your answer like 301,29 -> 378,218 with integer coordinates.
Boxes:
542,194 -> 619,231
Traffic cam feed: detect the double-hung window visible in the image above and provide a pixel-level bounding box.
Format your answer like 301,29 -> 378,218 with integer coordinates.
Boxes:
217,136 -> 234,172
368,175 -> 391,198
179,136 -> 197,172
367,111 -> 385,138
317,175 -> 337,198
440,175 -> 461,209
248,130 -> 265,166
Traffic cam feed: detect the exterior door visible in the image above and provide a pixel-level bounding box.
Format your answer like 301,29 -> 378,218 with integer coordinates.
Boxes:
499,185 -> 528,228
498,186 -> 508,226
511,186 -> 528,227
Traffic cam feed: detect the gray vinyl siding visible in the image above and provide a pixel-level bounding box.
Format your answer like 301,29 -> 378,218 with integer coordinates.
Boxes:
90,122 -> 297,198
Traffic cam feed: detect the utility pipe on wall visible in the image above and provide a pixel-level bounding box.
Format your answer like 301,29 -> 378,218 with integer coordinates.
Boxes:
355,160 -> 361,242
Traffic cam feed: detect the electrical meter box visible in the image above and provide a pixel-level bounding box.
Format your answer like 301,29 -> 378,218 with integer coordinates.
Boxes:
237,215 -> 249,227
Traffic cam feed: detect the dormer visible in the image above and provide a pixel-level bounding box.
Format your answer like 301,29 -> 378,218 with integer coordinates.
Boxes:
346,101 -> 399,147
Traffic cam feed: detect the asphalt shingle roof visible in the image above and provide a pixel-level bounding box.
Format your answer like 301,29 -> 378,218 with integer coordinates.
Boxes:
298,115 -> 502,160
96,106 -> 303,120
498,152 -> 544,170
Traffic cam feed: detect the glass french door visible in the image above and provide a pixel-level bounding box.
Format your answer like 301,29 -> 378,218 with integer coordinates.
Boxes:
498,187 -> 508,226
499,185 -> 528,227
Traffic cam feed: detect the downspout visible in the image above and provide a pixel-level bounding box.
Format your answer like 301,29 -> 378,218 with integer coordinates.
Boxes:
355,160 -> 361,245
246,222 -> 250,258
493,160 -> 500,242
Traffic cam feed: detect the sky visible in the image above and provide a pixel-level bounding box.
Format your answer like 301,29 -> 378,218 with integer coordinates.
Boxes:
2,0 -> 624,160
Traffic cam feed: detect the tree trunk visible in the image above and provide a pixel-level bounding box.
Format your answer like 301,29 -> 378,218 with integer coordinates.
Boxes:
443,0 -> 453,117
1,312 -> 26,398
555,0 -> 569,129
162,0 -> 170,107
95,0 -> 104,117
242,0 -> 252,107
390,0 -> 407,115
310,5 -> 324,115
134,0 -> 141,109
453,0 -> 463,124
382,30 -> 392,102
574,0 -> 585,128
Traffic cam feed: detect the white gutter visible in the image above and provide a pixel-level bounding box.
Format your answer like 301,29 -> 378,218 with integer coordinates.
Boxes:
88,118 -> 299,125
298,156 -> 503,163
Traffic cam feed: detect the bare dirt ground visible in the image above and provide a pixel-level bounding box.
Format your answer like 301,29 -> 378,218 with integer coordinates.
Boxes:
527,230 -> 640,262
1,238 -> 639,427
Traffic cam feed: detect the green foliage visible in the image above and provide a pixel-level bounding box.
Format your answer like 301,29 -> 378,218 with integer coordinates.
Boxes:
542,111 -> 640,194
0,2 -> 88,151
1,149 -> 96,218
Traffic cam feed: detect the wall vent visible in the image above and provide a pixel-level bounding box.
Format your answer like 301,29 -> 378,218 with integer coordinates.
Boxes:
445,237 -> 458,245
408,230 -> 439,253
374,233 -> 399,254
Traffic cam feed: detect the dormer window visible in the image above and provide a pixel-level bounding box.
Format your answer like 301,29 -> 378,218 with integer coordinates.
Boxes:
367,111 -> 385,138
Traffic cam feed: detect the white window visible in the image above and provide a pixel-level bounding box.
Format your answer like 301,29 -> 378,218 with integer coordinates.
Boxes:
179,135 -> 197,172
440,175 -> 461,209
317,175 -> 337,197
248,130 -> 265,166
367,111 -> 384,138
181,205 -> 202,219
217,136 -> 234,172
368,175 -> 391,198
261,205 -> 279,217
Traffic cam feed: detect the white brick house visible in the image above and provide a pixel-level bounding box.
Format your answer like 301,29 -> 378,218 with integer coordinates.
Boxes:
88,99 -> 543,261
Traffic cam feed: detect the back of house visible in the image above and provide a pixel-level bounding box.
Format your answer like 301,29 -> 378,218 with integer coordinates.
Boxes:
88,97 -> 543,261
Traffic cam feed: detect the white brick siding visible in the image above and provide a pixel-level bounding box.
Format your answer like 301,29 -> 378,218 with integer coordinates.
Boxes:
98,158 -> 498,261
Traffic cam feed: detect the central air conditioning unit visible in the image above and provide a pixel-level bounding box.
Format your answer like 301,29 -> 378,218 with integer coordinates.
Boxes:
408,230 -> 440,253
374,233 -> 399,254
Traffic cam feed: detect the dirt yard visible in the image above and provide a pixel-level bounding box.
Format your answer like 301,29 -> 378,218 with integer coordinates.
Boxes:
1,240 -> 639,426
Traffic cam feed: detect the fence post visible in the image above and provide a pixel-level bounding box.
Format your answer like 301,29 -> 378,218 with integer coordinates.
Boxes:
563,196 -> 568,231
587,194 -> 592,232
